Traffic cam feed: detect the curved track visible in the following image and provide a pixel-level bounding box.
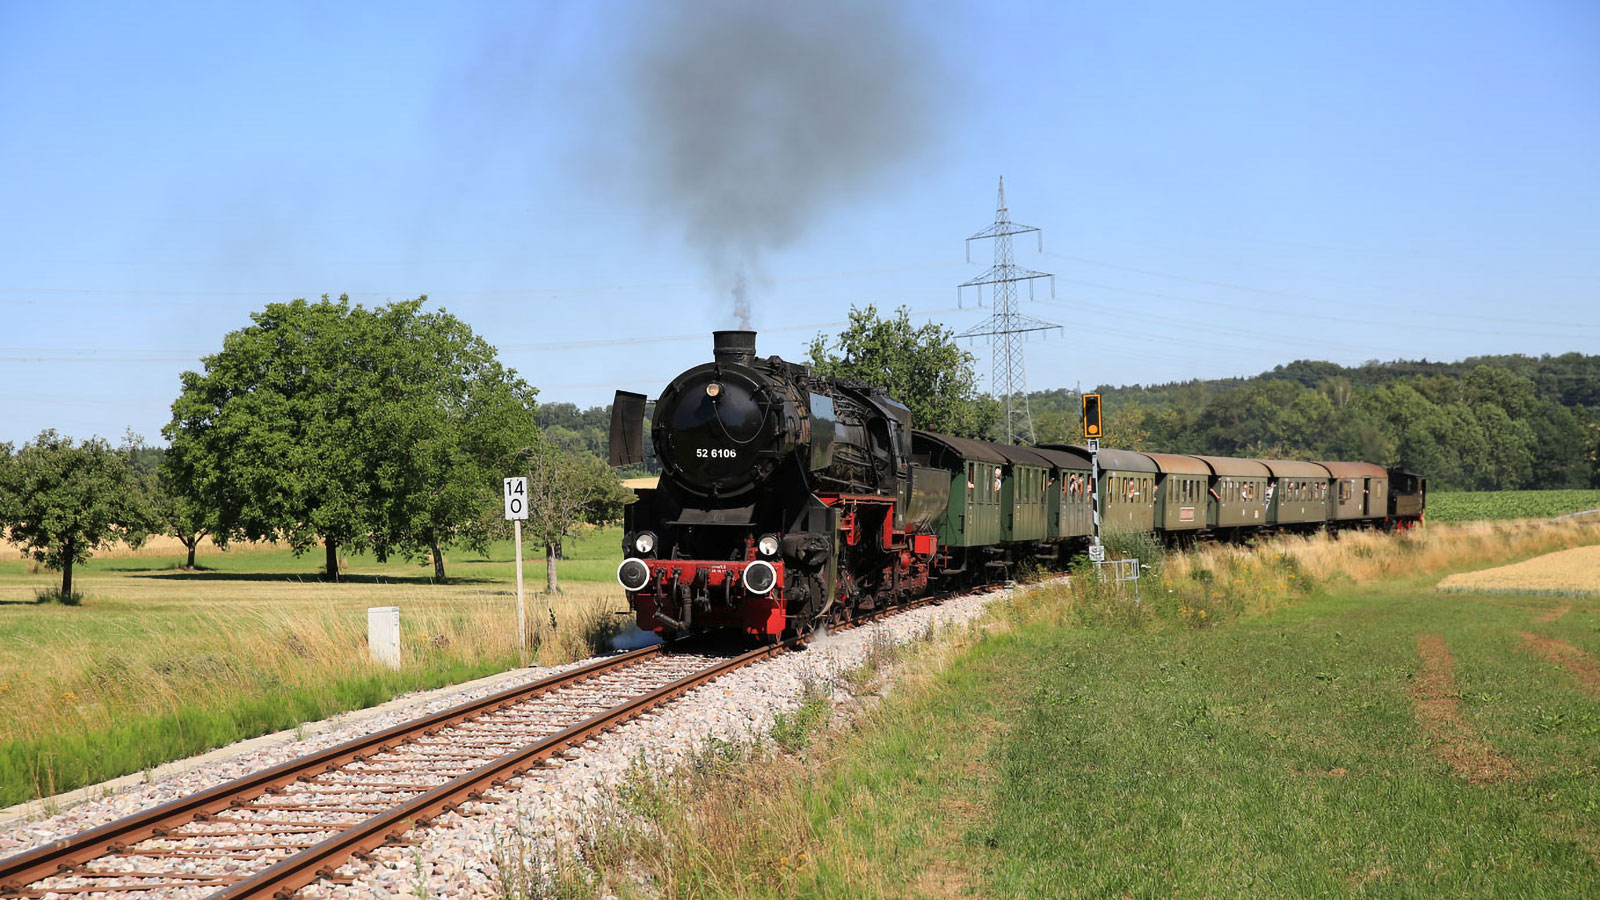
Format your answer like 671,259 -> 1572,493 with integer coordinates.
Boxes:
0,591 -> 957,899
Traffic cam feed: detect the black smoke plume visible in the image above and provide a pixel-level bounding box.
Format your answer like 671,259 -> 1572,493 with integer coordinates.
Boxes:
623,0 -> 941,328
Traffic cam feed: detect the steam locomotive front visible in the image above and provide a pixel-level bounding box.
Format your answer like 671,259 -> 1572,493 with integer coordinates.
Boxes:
613,331 -> 812,639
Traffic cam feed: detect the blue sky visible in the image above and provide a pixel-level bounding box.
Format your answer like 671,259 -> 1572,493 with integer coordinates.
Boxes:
1,0 -> 1596,446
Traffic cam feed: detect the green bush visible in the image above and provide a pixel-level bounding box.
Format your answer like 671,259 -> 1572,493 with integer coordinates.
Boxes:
33,588 -> 83,606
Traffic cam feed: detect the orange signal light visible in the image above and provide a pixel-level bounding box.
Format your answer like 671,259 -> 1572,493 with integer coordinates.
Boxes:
1082,393 -> 1102,439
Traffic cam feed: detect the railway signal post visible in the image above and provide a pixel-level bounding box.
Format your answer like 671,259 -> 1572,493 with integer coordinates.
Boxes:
504,476 -> 529,665
1084,394 -> 1105,563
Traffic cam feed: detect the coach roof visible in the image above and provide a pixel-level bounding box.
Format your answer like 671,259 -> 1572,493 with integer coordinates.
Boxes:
1315,460 -> 1388,479
1037,445 -> 1158,473
1142,452 -> 1212,476
1028,445 -> 1091,471
1188,455 -> 1271,477
992,444 -> 1056,468
913,430 -> 1008,464
1258,459 -> 1332,479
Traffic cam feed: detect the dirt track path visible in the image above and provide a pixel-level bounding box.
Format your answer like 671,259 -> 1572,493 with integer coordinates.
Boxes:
1519,631 -> 1600,698
1412,634 -> 1521,784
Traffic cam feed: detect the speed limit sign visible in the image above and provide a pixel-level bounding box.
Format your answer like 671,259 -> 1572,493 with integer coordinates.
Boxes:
503,477 -> 528,520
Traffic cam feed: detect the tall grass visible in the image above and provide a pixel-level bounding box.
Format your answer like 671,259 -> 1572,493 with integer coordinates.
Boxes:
0,586 -> 626,807
1034,518 -> 1600,634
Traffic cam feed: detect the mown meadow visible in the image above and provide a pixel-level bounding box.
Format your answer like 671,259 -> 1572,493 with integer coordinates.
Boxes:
553,518 -> 1600,900
0,527 -> 628,808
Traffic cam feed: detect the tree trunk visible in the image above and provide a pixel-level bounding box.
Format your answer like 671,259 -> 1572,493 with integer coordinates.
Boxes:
61,540 -> 74,599
324,538 -> 339,582
545,542 -> 559,594
183,537 -> 197,569
431,537 -> 446,582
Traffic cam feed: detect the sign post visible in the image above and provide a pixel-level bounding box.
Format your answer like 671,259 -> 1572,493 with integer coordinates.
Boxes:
1087,437 -> 1104,563
504,476 -> 529,666
1083,394 -> 1105,564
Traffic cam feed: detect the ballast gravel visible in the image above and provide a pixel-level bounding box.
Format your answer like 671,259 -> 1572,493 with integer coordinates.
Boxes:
1,585 -> 1016,898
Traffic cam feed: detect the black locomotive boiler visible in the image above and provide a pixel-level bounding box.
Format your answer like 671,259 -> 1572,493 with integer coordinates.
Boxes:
609,331 -> 949,640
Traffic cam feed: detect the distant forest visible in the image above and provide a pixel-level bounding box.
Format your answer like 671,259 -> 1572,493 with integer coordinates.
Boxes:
1029,353 -> 1600,491
545,353 -> 1600,493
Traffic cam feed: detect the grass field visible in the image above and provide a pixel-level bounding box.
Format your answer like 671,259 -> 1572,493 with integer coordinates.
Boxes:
1427,489 -> 1600,522
570,519 -> 1600,900
0,526 -> 628,807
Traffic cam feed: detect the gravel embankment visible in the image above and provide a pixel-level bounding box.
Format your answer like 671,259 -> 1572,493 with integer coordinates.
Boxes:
0,655 -> 610,856
2,585 -> 1016,898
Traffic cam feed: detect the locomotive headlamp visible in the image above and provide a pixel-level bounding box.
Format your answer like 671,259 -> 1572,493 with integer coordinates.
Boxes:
757,534 -> 780,557
705,382 -> 722,398
742,559 -> 777,595
616,558 -> 651,592
634,531 -> 657,555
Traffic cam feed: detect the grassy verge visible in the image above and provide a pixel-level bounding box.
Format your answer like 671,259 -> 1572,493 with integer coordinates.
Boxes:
540,519 -> 1600,899
1427,489 -> 1600,522
0,526 -> 628,808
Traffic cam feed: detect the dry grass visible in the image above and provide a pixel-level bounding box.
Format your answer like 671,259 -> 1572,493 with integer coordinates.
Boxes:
1437,545 -> 1600,597
1030,518 -> 1600,633
0,534 -> 231,563
0,583 -> 622,749
1287,519 -> 1600,584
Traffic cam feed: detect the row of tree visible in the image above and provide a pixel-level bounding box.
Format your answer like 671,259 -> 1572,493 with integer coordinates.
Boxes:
1028,359 -> 1599,491
799,305 -> 1598,490
0,296 -> 632,600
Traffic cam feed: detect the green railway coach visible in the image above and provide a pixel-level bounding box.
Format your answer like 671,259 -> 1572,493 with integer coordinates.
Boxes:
1316,460 -> 1389,523
1042,445 -> 1158,533
1143,452 -> 1210,534
1260,459 -> 1332,528
993,445 -> 1053,542
912,431 -> 1006,548
1032,445 -> 1093,539
1190,455 -> 1270,531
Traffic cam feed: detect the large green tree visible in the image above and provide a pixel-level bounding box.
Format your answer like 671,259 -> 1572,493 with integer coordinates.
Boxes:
165,295 -> 539,580
0,431 -> 153,599
807,304 -> 997,437
358,300 -> 542,580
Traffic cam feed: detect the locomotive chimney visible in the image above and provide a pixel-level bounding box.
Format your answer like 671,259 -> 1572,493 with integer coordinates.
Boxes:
713,330 -> 757,366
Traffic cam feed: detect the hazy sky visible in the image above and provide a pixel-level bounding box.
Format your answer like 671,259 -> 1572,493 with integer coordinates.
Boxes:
2,0 -> 1597,446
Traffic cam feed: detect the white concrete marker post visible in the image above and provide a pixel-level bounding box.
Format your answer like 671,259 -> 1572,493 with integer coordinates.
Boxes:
504,476 -> 530,666
367,606 -> 401,668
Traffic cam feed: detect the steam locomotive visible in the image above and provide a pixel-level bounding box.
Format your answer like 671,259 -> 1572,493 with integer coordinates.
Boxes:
609,331 -> 1426,641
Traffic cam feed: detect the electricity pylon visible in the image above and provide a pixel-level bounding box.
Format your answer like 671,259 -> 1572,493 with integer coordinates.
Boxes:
958,177 -> 1057,444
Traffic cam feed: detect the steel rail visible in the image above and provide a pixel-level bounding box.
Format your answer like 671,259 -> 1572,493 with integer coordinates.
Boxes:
211,642 -> 786,899
1,584 -> 976,899
0,645 -> 663,894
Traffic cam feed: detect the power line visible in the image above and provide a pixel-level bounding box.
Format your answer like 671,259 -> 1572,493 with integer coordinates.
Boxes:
1041,250 -> 1600,332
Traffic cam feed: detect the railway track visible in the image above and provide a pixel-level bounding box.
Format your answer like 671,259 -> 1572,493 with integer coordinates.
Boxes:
0,592 -> 958,900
